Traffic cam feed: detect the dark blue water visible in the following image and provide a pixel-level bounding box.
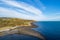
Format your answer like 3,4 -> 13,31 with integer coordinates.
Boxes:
33,21 -> 60,40
0,21 -> 60,40
0,34 -> 40,40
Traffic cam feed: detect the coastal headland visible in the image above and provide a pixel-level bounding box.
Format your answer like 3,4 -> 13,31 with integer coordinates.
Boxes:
0,17 -> 45,40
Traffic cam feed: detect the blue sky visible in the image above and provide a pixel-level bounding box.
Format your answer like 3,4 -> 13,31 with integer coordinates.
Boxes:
0,0 -> 60,21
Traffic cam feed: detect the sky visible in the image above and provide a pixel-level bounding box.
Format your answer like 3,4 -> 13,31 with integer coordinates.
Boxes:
0,0 -> 60,21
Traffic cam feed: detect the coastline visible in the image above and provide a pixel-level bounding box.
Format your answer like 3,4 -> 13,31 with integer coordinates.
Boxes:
0,22 -> 37,36
0,22 -> 45,40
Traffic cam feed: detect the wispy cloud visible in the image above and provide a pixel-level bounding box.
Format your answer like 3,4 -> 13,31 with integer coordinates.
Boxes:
33,0 -> 46,10
2,0 -> 42,15
0,7 -> 34,20
0,0 -> 47,21
0,7 -> 47,21
47,13 -> 60,21
0,0 -> 60,21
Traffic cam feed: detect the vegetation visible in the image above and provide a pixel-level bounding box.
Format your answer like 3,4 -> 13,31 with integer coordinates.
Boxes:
0,17 -> 35,27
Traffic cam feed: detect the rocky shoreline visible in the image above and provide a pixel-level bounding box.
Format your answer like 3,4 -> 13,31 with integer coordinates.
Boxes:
0,23 -> 45,40
0,23 -> 37,36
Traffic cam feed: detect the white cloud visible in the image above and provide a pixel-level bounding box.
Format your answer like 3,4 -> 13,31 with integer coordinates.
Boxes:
0,7 -> 47,21
0,0 -> 60,21
0,0 -> 47,21
2,0 -> 46,16
47,13 -> 60,21
0,7 -> 31,19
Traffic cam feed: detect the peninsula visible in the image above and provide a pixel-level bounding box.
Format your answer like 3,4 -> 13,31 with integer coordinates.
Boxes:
0,17 -> 45,40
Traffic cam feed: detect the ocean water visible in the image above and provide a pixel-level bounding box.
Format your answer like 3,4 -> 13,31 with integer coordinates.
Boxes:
33,21 -> 60,40
0,21 -> 60,40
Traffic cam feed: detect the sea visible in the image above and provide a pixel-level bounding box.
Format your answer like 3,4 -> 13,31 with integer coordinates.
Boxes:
0,21 -> 60,40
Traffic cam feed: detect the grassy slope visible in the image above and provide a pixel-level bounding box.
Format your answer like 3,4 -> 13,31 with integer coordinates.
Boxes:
0,17 -> 35,27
